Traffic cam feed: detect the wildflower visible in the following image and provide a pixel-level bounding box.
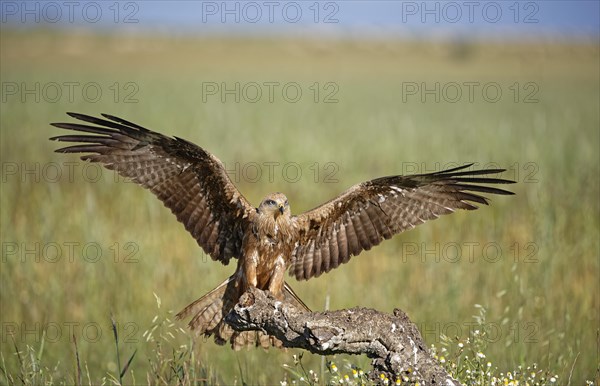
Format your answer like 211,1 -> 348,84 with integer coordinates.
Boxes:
458,342 -> 464,348
487,362 -> 492,367
379,374 -> 390,385
330,363 -> 338,373
550,376 -> 557,383
352,369 -> 358,378
477,352 -> 486,359
439,356 -> 446,364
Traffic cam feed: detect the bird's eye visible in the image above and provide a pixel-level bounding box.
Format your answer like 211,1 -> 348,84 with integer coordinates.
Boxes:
265,199 -> 276,206
284,200 -> 288,206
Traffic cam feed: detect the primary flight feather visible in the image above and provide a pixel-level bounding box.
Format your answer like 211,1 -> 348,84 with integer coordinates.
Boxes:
51,112 -> 514,350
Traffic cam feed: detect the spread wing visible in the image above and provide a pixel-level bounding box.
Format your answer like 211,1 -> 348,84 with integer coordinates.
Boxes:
290,165 -> 514,280
50,112 -> 255,265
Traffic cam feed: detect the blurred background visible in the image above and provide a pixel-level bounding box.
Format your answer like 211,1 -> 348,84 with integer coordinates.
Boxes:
1,1 -> 598,384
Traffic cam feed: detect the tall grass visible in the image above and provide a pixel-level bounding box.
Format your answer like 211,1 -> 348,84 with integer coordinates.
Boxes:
1,30 -> 598,384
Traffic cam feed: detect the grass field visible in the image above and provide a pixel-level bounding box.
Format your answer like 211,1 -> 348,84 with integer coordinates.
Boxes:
1,29 -> 598,385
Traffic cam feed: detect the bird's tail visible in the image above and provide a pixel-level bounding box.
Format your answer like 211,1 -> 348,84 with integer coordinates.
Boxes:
176,276 -> 310,350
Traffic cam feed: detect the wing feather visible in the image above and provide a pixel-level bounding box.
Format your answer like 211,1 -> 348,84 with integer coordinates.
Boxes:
306,241 -> 316,278
344,214 -> 358,253
326,228 -> 338,273
51,112 -> 255,264
291,164 -> 514,280
312,243 -> 323,279
336,224 -> 348,266
317,238 -> 330,277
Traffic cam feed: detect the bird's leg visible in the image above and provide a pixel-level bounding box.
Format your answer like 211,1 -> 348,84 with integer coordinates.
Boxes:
244,251 -> 258,288
267,255 -> 286,300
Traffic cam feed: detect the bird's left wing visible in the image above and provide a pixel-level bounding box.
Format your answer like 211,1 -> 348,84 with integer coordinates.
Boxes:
290,164 -> 514,280
50,112 -> 255,265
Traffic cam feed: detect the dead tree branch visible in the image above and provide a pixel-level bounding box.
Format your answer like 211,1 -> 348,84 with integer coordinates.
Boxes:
225,287 -> 462,385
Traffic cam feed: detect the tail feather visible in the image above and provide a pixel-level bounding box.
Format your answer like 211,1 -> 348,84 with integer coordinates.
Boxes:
175,276 -> 234,324
177,278 -> 310,350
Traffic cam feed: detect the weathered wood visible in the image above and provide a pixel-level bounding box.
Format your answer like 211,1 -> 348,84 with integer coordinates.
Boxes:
226,288 -> 462,384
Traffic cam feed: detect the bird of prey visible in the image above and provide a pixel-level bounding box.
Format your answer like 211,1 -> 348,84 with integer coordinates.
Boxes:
51,112 -> 514,350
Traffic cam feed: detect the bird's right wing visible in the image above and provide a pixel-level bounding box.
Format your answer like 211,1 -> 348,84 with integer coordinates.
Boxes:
51,112 -> 255,265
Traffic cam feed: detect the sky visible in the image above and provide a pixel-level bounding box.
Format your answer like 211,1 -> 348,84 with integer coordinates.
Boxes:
1,1 -> 599,41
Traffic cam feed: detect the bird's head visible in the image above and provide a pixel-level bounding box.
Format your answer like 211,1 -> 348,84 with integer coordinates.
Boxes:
258,192 -> 290,218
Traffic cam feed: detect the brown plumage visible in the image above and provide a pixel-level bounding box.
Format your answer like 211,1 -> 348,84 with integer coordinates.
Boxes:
50,112 -> 515,350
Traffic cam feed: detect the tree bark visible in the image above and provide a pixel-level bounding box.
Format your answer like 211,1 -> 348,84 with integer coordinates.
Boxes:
225,287 -> 462,385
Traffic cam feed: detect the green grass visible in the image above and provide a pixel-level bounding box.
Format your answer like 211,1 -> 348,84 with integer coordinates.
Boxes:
1,29 -> 598,385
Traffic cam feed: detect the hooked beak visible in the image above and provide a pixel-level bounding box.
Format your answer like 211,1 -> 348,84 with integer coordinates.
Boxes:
278,204 -> 285,215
